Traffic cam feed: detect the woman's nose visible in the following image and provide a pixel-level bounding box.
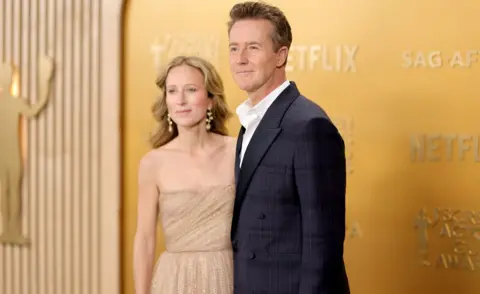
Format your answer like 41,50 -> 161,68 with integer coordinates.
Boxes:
176,93 -> 187,105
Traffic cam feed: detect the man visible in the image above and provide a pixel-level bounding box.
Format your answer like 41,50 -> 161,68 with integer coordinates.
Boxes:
227,2 -> 350,293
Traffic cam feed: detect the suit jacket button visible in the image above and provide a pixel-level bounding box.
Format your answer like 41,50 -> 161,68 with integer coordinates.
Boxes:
258,213 -> 265,219
248,252 -> 255,259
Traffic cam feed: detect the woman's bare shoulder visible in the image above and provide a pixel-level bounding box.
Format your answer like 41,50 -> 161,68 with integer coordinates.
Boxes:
138,147 -> 171,172
138,150 -> 160,171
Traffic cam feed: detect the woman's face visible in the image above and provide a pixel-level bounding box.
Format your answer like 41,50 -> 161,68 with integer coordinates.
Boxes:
165,64 -> 212,129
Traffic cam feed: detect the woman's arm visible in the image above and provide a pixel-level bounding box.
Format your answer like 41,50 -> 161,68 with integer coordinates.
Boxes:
133,154 -> 159,294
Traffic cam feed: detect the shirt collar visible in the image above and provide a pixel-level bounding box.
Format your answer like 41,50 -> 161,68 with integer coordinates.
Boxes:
236,80 -> 290,129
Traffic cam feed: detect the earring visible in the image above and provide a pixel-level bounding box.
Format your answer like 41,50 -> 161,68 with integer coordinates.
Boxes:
167,113 -> 173,133
206,109 -> 213,131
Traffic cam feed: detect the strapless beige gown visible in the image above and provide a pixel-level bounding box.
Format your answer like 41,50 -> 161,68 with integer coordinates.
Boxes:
150,184 -> 235,294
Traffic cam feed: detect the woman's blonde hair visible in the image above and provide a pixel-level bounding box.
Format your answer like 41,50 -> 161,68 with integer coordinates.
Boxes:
150,56 -> 233,149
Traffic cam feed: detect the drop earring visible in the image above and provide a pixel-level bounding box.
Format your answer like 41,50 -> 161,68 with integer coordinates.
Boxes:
206,108 -> 213,131
167,113 -> 173,133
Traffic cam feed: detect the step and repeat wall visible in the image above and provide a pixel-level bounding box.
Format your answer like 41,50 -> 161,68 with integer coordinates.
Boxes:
123,0 -> 480,293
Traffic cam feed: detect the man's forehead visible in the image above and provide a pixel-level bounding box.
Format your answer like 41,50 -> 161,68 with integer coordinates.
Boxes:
229,27 -> 272,43
230,19 -> 273,34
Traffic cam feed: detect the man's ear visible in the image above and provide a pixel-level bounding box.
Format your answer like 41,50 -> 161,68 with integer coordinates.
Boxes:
276,46 -> 289,68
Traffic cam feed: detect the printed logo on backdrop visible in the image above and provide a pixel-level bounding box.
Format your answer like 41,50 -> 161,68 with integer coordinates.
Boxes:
332,116 -> 354,174
402,50 -> 480,68
332,116 -> 363,239
333,116 -> 360,240
151,37 -> 359,73
410,133 -> 480,162
415,207 -> 480,271
287,44 -> 359,72
346,220 -> 363,239
151,34 -> 221,72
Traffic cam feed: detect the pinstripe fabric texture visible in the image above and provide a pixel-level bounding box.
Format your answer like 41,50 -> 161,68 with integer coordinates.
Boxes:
232,82 -> 350,294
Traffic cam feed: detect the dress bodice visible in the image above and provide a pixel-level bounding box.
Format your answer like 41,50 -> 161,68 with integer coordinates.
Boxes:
158,184 -> 235,253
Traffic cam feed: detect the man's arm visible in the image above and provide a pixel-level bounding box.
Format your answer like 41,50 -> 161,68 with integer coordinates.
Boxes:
293,117 -> 347,293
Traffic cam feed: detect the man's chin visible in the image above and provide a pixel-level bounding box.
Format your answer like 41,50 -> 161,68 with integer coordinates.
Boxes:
237,83 -> 257,93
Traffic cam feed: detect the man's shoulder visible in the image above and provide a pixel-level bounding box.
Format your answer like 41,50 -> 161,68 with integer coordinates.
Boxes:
285,94 -> 331,127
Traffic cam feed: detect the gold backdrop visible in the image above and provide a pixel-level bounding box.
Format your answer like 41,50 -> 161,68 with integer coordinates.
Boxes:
122,0 -> 480,293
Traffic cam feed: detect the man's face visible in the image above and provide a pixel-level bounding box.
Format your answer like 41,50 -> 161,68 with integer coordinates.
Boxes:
228,19 -> 283,95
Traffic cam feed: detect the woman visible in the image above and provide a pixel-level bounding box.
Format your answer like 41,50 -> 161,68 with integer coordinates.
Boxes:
133,56 -> 236,294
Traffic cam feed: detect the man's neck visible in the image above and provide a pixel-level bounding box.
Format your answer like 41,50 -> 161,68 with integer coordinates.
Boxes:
248,74 -> 287,106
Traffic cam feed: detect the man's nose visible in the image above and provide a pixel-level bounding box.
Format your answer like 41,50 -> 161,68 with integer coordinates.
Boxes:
236,50 -> 248,65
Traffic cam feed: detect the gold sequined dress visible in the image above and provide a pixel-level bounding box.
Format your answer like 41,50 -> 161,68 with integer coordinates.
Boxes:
150,184 -> 235,294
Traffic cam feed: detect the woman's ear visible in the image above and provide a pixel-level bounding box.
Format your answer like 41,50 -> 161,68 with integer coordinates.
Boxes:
208,95 -> 215,109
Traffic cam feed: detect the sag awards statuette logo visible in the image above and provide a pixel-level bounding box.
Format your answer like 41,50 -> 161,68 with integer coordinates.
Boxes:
402,50 -> 479,68
0,56 -> 55,246
150,34 -> 221,72
415,207 -> 480,271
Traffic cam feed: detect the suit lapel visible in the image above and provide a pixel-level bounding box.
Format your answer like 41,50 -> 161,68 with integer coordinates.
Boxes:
235,128 -> 280,203
232,82 -> 300,238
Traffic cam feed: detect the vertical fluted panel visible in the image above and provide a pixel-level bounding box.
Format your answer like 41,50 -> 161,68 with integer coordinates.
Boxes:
0,0 -> 122,294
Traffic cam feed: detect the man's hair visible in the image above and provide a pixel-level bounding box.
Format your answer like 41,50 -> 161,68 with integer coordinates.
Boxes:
227,1 -> 292,52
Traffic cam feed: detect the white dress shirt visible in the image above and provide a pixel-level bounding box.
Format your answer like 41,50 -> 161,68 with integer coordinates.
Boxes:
236,80 -> 290,167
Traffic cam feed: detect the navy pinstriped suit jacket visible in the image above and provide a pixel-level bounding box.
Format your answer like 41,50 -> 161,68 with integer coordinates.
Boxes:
231,82 -> 350,294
